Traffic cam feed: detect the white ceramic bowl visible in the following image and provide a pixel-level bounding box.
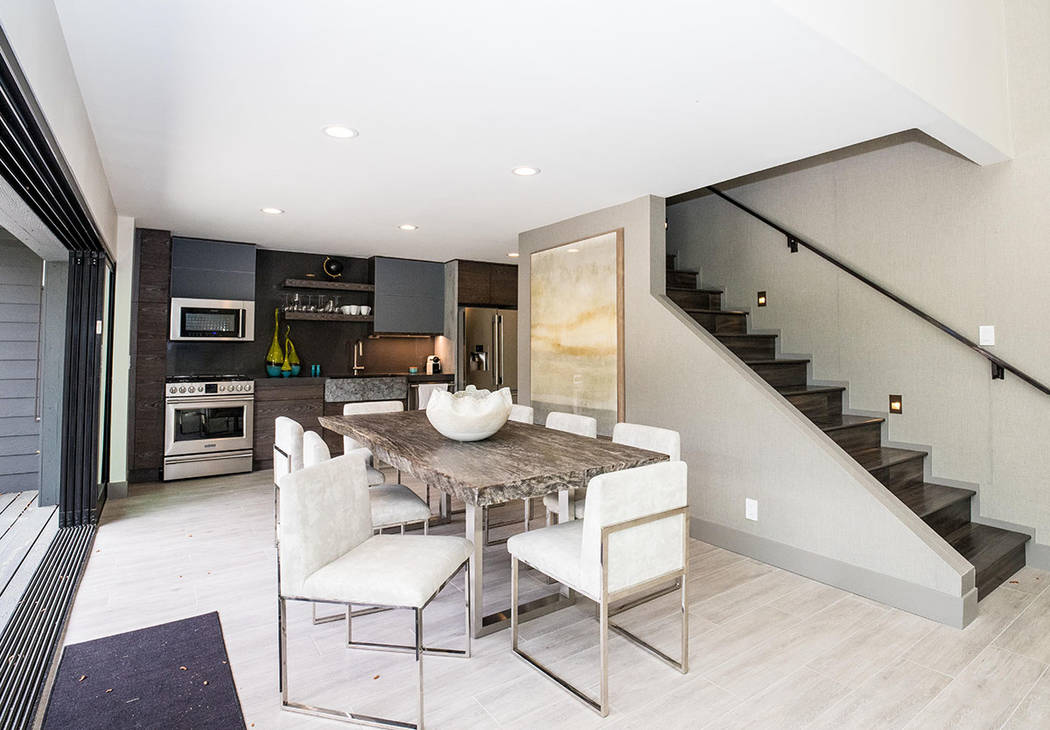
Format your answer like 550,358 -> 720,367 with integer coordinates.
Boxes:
339,305 -> 353,315
348,305 -> 360,315
359,305 -> 372,316
426,385 -> 512,441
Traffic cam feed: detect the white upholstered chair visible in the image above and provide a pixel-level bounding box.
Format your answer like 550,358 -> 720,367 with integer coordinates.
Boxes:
274,416 -> 304,476
483,402 -> 538,545
543,421 -> 681,521
509,404 -> 534,424
540,412 -> 598,523
276,453 -> 472,728
507,460 -> 689,716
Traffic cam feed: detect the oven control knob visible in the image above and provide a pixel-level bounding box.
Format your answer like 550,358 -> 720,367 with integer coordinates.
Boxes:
179,386 -> 186,393
197,385 -> 204,392
237,384 -> 245,391
218,384 -> 226,392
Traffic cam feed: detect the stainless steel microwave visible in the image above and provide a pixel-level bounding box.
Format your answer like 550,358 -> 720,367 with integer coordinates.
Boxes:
169,297 -> 255,341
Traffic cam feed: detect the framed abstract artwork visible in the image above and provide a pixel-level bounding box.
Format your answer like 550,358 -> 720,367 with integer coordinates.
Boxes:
530,229 -> 624,434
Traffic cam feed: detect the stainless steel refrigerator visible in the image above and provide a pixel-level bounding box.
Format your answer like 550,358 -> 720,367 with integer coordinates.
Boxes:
460,307 -> 517,395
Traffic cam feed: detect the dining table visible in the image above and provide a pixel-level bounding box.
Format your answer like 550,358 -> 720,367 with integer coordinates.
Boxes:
318,409 -> 668,637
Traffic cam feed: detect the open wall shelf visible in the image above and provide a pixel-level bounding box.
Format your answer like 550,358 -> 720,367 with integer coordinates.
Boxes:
285,311 -> 373,322
283,278 -> 374,292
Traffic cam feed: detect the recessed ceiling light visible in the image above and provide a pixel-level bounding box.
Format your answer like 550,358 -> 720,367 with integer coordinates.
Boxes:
398,224 -> 418,231
567,248 -> 580,253
260,207 -> 284,215
508,252 -> 520,258
512,166 -> 540,176
323,125 -> 358,139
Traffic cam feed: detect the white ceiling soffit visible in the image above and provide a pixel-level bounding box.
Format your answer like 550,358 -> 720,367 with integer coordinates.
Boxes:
54,0 -> 1001,261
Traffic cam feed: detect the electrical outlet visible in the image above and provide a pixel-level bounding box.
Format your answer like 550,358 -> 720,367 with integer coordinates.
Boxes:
979,325 -> 995,346
745,498 -> 758,521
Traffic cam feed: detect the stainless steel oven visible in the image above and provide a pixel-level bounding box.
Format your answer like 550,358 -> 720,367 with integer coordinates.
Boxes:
169,297 -> 255,341
164,376 -> 254,480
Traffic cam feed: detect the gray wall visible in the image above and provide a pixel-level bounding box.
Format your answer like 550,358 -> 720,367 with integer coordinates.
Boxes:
518,195 -> 975,627
663,0 -> 1050,563
0,235 -> 42,493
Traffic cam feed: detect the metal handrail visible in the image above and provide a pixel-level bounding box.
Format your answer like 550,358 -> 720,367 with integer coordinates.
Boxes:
705,186 -> 1050,396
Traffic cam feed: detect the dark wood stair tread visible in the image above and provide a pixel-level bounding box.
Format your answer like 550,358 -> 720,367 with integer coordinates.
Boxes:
776,384 -> 845,396
852,446 -> 927,471
683,307 -> 747,315
667,286 -> 723,295
947,523 -> 1030,598
744,358 -> 809,366
894,482 -> 975,520
812,414 -> 884,432
717,333 -> 776,338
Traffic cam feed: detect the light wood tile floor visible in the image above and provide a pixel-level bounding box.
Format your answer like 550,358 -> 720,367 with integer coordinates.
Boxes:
61,471 -> 1050,729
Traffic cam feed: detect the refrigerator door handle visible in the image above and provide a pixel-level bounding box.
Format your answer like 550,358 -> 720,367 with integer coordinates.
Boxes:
497,314 -> 505,386
492,315 -> 499,387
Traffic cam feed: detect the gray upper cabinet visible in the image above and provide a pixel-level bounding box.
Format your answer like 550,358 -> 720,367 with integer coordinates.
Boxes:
170,237 -> 256,300
372,257 -> 444,334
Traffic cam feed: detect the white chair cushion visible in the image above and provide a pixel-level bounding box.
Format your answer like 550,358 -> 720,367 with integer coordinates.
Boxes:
343,401 -> 404,452
365,465 -> 386,485
542,491 -> 586,519
370,484 -> 431,527
302,431 -> 330,468
506,520 -> 594,600
274,416 -> 304,475
612,422 -> 681,460
302,534 -> 472,608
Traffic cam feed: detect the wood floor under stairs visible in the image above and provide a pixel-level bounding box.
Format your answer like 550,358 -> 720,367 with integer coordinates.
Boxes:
666,257 -> 1029,600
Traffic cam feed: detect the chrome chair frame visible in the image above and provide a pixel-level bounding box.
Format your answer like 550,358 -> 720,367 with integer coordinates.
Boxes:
510,506 -> 689,717
277,493 -> 471,730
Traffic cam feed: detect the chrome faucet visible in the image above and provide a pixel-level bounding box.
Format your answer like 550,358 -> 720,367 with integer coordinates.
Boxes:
352,339 -> 365,374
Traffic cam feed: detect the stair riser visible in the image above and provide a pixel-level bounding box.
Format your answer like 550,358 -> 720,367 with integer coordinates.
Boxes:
716,336 -> 775,360
826,422 -> 882,455
869,456 -> 925,491
785,390 -> 843,420
977,546 -> 1027,600
668,290 -> 721,310
749,361 -> 807,388
923,499 -> 973,539
689,311 -> 747,334
667,271 -> 698,288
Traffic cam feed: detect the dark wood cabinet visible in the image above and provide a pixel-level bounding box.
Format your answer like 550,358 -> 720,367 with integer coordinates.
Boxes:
456,260 -> 517,307
127,228 -> 171,483
253,379 -> 324,470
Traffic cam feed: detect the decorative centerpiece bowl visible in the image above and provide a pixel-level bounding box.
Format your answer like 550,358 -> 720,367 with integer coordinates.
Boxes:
426,385 -> 513,441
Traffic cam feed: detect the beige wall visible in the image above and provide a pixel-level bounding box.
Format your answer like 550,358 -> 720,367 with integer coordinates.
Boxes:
519,196 -> 975,626
0,0 -> 118,251
667,0 -> 1050,559
107,215 -> 134,487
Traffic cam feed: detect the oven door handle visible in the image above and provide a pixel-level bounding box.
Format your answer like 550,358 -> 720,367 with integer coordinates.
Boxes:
168,396 -> 254,407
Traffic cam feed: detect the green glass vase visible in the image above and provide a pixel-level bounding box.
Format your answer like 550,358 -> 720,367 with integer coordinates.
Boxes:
284,325 -> 301,376
265,308 -> 283,377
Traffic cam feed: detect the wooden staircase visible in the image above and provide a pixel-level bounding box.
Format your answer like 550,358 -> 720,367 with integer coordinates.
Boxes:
666,255 -> 1029,600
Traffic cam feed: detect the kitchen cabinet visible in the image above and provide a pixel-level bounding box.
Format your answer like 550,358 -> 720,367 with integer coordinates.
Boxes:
372,257 -> 444,334
253,378 -> 324,470
456,260 -> 517,308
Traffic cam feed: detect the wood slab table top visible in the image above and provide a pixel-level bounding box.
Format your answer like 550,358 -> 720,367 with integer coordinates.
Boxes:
318,410 -> 667,506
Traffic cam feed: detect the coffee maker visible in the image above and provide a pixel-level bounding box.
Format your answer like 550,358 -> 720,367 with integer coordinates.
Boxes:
425,355 -> 441,374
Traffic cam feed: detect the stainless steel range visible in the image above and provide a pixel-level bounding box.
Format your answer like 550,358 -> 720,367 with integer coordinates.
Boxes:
163,375 -> 254,481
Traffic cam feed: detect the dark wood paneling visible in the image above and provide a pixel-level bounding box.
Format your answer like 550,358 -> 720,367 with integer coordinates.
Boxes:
128,229 -> 170,481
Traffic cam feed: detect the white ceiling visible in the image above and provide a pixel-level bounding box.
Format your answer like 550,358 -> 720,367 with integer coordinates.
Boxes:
54,0 -> 950,261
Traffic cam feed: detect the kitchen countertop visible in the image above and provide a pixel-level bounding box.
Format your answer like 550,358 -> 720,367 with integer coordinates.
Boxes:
254,372 -> 453,381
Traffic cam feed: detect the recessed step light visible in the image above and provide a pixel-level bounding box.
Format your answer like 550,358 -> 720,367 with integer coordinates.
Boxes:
512,166 -> 540,176
507,252 -> 520,258
323,125 -> 358,139
398,224 -> 418,231
260,207 -> 284,215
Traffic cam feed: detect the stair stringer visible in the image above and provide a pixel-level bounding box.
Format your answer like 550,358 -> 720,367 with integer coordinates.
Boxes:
635,293 -> 976,627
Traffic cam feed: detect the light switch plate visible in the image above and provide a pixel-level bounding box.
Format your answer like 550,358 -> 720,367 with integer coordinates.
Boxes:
745,498 -> 758,521
979,325 -> 995,346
